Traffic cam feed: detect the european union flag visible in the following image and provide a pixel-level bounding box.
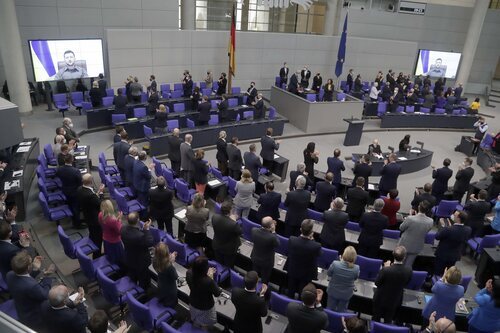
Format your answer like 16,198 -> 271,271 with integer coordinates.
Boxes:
335,13 -> 348,78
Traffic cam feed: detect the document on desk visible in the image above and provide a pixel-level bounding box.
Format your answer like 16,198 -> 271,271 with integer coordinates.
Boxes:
175,209 -> 187,220
410,149 -> 421,154
75,155 -> 87,160
19,141 -> 32,146
12,170 -> 23,177
16,146 -> 30,153
397,157 -> 408,161
368,184 -> 375,190
3,180 -> 20,190
207,179 -> 221,186
273,154 -> 280,159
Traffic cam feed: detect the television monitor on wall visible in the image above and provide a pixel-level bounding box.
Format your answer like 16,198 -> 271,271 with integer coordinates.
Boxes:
28,39 -> 104,82
414,49 -> 462,79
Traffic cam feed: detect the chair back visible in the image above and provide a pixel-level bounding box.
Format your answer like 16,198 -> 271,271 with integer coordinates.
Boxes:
105,175 -> 117,197
71,91 -> 84,103
336,93 -> 346,101
111,114 -> 126,125
37,154 -> 49,170
324,309 -> 356,333
174,178 -> 191,204
162,167 -> 175,189
270,291 -> 300,316
406,270 -> 427,290
164,235 -> 189,266
268,106 -> 276,119
167,119 -> 179,131
243,110 -> 253,119
355,255 -> 382,281
141,92 -> 148,103
346,221 -> 360,232
241,217 -> 259,241
133,107 -> 147,118
38,192 -> 51,219
44,144 -> 56,161
396,105 -> 405,113
383,229 -> 400,239
276,234 -> 289,256
53,93 -> 67,104
425,231 -> 436,245
125,292 -> 153,331
208,114 -> 219,125
307,208 -> 323,222
143,125 -> 153,138
37,179 -> 51,199
434,107 -> 446,114
173,83 -> 182,91
460,275 -> 472,292
434,200 -> 459,218
113,188 -> 128,213
186,118 -> 195,128
306,94 -> 316,102
152,157 -> 163,178
227,177 -> 237,197
478,234 -> 500,253
318,247 -> 339,269
230,269 -> 244,289
318,89 -> 325,101
480,133 -> 494,149
228,98 -> 238,107
406,105 -> 415,113
212,81 -> 219,92
57,225 -> 77,259
106,88 -> 114,97
377,102 -> 387,113
231,87 -> 241,94
202,88 -> 211,96
75,246 -> 97,280
96,268 -> 119,304
102,96 -> 114,107
171,90 -> 182,98
98,152 -> 107,167
372,322 -> 409,333
82,102 -> 92,112
160,83 -> 170,95
173,103 -> 185,113
420,107 -> 430,113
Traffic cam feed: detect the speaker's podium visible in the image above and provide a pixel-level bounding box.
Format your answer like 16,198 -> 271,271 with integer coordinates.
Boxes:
343,118 -> 364,146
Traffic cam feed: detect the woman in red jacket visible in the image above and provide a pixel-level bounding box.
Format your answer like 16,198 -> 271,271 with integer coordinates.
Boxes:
98,199 -> 124,264
381,189 -> 401,229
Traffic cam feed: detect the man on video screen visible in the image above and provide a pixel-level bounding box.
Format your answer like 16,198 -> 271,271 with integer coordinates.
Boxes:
53,50 -> 87,80
425,58 -> 447,78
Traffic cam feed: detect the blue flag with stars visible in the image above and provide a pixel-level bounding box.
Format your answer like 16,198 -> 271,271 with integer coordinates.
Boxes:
335,13 -> 348,78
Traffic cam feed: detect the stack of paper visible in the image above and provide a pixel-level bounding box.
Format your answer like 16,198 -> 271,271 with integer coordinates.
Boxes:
16,146 -> 30,153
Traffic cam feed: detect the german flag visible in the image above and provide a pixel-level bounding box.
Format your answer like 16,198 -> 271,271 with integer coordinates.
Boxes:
228,3 -> 236,77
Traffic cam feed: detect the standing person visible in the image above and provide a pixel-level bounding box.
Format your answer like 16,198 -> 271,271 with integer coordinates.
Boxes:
464,190 -> 491,237
130,77 -> 143,103
372,246 -> 412,324
121,213 -> 154,289
147,74 -> 157,94
216,72 -> 227,95
113,131 -> 131,181
152,242 -> 178,308
411,183 -> 437,214
167,128 -> 182,177
398,201 -> 433,268
216,130 -> 229,176
41,285 -> 88,333
323,79 -> 334,101
123,146 -> 138,190
379,153 -> 402,196
467,278 -> 500,333
284,176 -> 311,237
251,217 -> 279,284
77,174 -> 105,258
327,148 -> 345,189
97,73 -> 107,97
246,81 -> 258,105
354,74 -> 363,92
132,151 -> 152,209
217,94 -> 229,122
186,256 -> 221,330
234,170 -> 255,218
314,172 -> 336,212
193,149 -> 209,195
154,104 -> 167,133
183,74 -> 193,98
205,70 -> 213,89
286,220 -> 322,298
260,127 -> 280,171
256,182 -> 281,222
231,271 -> 268,333
422,266 -> 465,323
369,82 -> 380,101
303,142 -> 319,178
381,189 -> 401,229
113,88 -> 128,114
252,93 -> 265,119
185,194 -> 210,254
288,70 -> 300,94
326,246 -> 360,312
124,75 -> 133,102
472,116 -> 488,155
227,137 -> 243,180
148,176 -> 174,235
243,144 -> 262,182
98,200 -> 124,265
431,158 -> 453,203
147,90 -> 159,115
286,283 -> 328,333
434,210 -> 471,276
346,177 -> 369,222
320,198 -> 349,251
470,97 -> 481,114
300,66 -> 311,88
197,95 -> 211,126
212,201 -> 242,268
279,62 -> 289,87
452,157 -> 474,203
346,69 -> 354,92
180,134 -> 195,186
56,154 -> 83,228
357,199 -> 388,258
312,73 -> 322,92
89,81 -> 102,107
353,155 -> 372,190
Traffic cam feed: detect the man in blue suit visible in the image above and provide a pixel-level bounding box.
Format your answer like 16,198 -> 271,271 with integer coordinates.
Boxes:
113,131 -> 131,181
314,172 -> 336,212
56,154 -> 83,228
326,149 -> 345,188
123,146 -> 138,190
257,182 -> 282,222
133,151 -> 152,209
378,153 -> 401,196
243,144 -> 262,182
6,251 -> 54,331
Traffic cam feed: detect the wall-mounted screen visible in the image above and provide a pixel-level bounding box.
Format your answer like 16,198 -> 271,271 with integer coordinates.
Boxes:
414,49 -> 462,79
28,39 -> 104,82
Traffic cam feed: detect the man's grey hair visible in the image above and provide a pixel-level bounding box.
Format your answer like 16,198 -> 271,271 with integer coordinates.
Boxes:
332,197 -> 344,210
128,146 -> 138,155
48,285 -> 68,307
62,117 -> 71,125
295,175 -> 306,189
296,163 -> 306,173
373,198 -> 385,212
185,134 -> 192,143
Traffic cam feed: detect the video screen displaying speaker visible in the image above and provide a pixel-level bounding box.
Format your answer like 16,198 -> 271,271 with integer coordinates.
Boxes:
28,39 -> 104,82
414,49 -> 462,79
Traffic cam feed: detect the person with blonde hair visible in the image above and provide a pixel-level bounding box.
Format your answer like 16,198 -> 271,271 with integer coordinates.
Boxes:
326,246 -> 360,312
422,266 -> 464,323
185,193 -> 210,254
98,199 -> 123,264
233,169 -> 255,218
193,149 -> 209,195
154,104 -> 168,133
153,242 -> 178,308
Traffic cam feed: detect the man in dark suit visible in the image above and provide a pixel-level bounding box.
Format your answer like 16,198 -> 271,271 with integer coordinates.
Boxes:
352,154 -> 372,190
113,131 -> 131,181
454,83 -> 463,101
358,199 -> 389,258
312,73 -> 322,92
217,94 -> 230,122
379,153 -> 401,196
180,134 -> 195,186
252,93 -> 265,119
97,73 -> 107,96
113,88 -> 128,114
346,177 -> 369,222
452,157 -> 474,203
148,176 -> 174,234
257,182 -> 281,222
314,172 -> 336,212
243,144 -> 262,182
260,127 -> 280,171
197,95 -> 211,126
434,210 -> 471,276
62,117 -> 79,143
121,213 -> 154,289
216,131 -> 229,176
289,163 -> 313,191
246,82 -> 258,105
6,251 -> 54,331
41,285 -> 88,333
372,246 -> 412,323
432,158 -> 453,203
123,146 -> 138,190
464,190 -> 491,237
56,154 -> 83,228
183,74 -> 193,97
287,284 -> 328,333
320,198 -> 349,252
300,66 -> 311,88
288,70 -> 300,95
77,174 -> 105,258
227,136 -> 243,180
217,72 -> 227,95
279,62 -> 289,87
286,220 -> 322,298
0,222 -> 23,277
346,69 -> 354,92
326,149 -> 345,189
212,201 -> 242,268
133,151 -> 152,209
411,183 -> 436,215
167,128 -> 182,176
251,216 -> 279,284
284,176 -> 311,237
232,271 -> 268,333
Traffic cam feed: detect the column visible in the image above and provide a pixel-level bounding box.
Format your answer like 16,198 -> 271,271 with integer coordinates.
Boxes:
181,0 -> 196,30
0,0 -> 32,113
323,0 -> 340,36
455,0 -> 489,91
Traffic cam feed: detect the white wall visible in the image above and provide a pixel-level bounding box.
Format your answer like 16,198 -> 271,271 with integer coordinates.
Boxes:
107,29 -> 417,91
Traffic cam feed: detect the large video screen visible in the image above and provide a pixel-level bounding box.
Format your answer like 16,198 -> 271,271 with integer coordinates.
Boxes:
28,39 -> 104,82
414,49 -> 462,79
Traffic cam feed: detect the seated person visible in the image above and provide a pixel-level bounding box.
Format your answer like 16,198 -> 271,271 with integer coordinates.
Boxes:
57,144 -> 72,167
368,139 -> 382,157
399,134 -> 410,151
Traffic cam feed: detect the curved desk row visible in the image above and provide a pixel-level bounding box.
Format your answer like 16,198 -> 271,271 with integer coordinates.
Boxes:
352,149 -> 434,176
380,113 -> 478,129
